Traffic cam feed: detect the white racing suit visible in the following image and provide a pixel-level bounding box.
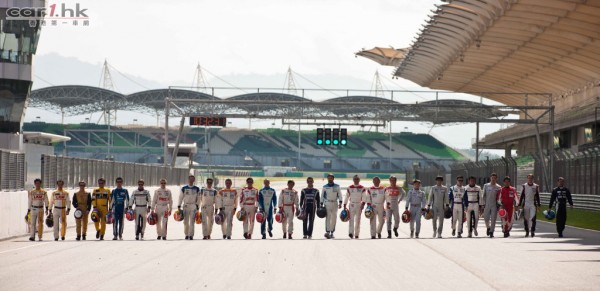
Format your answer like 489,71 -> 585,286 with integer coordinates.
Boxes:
406,188 -> 426,237
367,186 -> 386,237
28,189 -> 49,240
344,184 -> 365,237
240,187 -> 259,237
449,185 -> 466,236
217,188 -> 238,238
200,187 -> 217,238
482,183 -> 501,237
50,189 -> 70,240
464,185 -> 482,237
322,183 -> 342,236
178,185 -> 201,238
278,189 -> 299,235
385,187 -> 405,233
427,185 -> 448,238
152,188 -> 173,238
130,189 -> 151,238
520,183 -> 540,236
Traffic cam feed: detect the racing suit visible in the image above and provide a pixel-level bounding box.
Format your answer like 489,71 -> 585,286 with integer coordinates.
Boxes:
406,188 -> 426,237
367,186 -> 385,237
49,189 -> 71,240
549,186 -> 573,236
427,185 -> 448,237
481,182 -> 501,237
179,185 -> 201,238
200,187 -> 218,238
217,188 -> 237,238
240,187 -> 259,237
92,187 -> 111,238
322,183 -> 342,236
344,184 -> 366,237
449,185 -> 466,235
28,188 -> 48,240
464,185 -> 482,237
385,186 -> 405,234
152,188 -> 173,238
300,187 -> 320,237
130,188 -> 151,239
110,188 -> 129,239
72,191 -> 92,238
279,189 -> 299,235
498,186 -> 517,235
520,183 -> 541,236
258,187 -> 277,236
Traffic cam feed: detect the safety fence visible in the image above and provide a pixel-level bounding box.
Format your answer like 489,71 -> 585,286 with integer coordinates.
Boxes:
534,149 -> 600,194
0,149 -> 26,191
450,157 -> 517,186
539,193 -> 600,211
41,155 -> 190,189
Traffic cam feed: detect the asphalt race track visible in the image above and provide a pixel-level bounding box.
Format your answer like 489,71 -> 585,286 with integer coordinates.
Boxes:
1,180 -> 599,290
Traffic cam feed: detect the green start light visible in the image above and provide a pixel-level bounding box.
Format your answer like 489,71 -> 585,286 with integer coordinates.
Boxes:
317,140 -> 323,145
333,140 -> 339,145
341,140 -> 347,145
325,140 -> 331,145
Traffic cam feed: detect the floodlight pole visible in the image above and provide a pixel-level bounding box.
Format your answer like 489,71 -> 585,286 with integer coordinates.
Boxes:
475,122 -> 480,162
549,95 -> 555,190
164,97 -> 170,166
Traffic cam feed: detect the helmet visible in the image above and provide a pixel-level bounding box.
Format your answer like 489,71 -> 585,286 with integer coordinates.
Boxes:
173,209 -> 184,222
45,214 -> 54,228
543,209 -> 556,220
106,211 -> 114,224
256,211 -> 265,223
91,209 -> 100,222
402,210 -> 411,223
339,209 -> 350,222
214,212 -> 224,225
463,211 -> 467,223
275,211 -> 285,223
74,209 -> 83,219
296,209 -> 306,220
125,209 -> 135,221
195,211 -> 202,224
316,206 -> 327,218
24,212 -> 31,224
444,207 -> 452,219
147,212 -> 158,225
364,205 -> 373,219
498,208 -> 507,219
424,209 -> 433,220
236,209 -> 247,221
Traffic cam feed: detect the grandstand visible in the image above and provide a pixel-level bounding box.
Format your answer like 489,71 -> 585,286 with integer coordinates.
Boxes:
23,122 -> 465,172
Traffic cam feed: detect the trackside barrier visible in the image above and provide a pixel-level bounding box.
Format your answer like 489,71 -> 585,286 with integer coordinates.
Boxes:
40,155 -> 190,189
539,193 -> 600,211
0,149 -> 26,191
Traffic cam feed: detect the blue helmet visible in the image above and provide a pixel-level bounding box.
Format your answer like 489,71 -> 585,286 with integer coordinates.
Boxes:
339,209 -> 350,222
543,209 -> 556,220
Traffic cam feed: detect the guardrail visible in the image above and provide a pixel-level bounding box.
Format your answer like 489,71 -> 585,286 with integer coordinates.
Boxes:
41,155 -> 191,189
0,149 -> 25,191
539,192 -> 600,211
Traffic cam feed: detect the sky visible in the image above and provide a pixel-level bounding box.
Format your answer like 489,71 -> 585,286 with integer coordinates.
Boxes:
29,0 -> 512,152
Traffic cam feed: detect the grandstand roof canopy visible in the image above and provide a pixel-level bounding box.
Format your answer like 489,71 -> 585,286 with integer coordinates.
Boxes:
31,85 -> 537,124
394,0 -> 600,106
355,47 -> 409,67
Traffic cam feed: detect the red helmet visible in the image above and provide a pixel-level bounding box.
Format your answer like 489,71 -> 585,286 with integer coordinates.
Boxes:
125,209 -> 135,221
498,208 -> 507,219
91,209 -> 100,222
147,212 -> 158,225
402,210 -> 411,223
173,209 -> 184,222
275,211 -> 285,223
236,209 -> 247,221
296,209 -> 306,220
195,211 -> 202,224
256,211 -> 265,223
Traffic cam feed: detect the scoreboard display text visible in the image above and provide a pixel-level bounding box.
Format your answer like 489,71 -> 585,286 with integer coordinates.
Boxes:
189,116 -> 227,127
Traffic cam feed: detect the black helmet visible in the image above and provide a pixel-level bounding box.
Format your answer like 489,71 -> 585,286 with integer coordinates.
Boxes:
45,214 -> 54,228
444,206 -> 452,219
316,206 -> 327,218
